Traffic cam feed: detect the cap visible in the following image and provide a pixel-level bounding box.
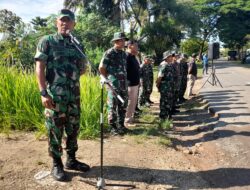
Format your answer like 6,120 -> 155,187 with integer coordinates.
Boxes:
143,55 -> 152,60
126,40 -> 137,46
192,53 -> 197,58
181,53 -> 188,59
111,32 -> 129,42
162,51 -> 172,60
58,9 -> 75,21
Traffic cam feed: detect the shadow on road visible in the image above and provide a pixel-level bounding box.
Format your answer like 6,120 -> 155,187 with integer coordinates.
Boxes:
69,166 -> 250,189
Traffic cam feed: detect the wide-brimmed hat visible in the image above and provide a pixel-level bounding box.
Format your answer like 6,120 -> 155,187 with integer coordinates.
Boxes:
162,51 -> 173,60
111,32 -> 129,42
143,55 -> 152,59
192,53 -> 197,58
181,53 -> 188,59
58,9 -> 75,21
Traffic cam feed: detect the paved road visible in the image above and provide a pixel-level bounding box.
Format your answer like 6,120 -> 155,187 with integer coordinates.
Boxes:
200,60 -> 250,126
199,60 -> 250,189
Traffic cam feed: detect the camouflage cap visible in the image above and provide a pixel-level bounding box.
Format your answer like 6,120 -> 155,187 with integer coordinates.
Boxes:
111,32 -> 129,42
58,9 -> 75,21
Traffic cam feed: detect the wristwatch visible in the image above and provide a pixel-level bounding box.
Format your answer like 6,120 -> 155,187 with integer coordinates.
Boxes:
40,89 -> 48,97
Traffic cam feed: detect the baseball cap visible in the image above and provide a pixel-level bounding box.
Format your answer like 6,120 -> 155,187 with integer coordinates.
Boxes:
126,40 -> 138,46
58,9 -> 75,21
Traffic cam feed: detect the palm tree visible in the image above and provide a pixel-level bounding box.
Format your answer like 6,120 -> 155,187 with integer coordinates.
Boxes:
63,0 -> 121,27
31,17 -> 47,31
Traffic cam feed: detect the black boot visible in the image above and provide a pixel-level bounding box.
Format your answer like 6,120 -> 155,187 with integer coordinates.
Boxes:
135,106 -> 142,113
147,99 -> 154,104
51,157 -> 66,181
65,152 -> 90,172
119,123 -> 132,133
110,123 -> 125,135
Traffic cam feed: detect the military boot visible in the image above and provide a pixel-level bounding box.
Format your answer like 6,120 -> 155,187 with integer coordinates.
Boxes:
109,123 -> 125,135
65,152 -> 90,172
119,123 -> 132,134
51,157 -> 66,181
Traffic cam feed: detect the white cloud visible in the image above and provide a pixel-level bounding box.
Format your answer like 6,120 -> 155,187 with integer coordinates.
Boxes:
0,0 -> 63,23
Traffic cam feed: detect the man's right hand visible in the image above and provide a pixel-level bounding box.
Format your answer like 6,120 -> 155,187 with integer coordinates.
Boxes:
41,95 -> 55,109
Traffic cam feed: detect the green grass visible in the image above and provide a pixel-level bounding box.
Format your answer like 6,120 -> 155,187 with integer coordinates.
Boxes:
197,62 -> 203,78
157,136 -> 172,146
159,119 -> 173,131
0,66 -> 106,139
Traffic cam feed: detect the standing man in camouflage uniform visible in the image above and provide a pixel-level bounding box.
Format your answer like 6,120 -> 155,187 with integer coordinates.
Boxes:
178,54 -> 188,102
139,55 -> 154,107
169,52 -> 180,114
156,51 -> 174,120
99,32 -> 130,135
35,9 -> 90,181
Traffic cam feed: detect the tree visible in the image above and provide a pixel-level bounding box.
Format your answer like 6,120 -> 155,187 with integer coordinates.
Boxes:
75,12 -> 120,49
63,0 -> 121,26
181,37 -> 208,56
217,1 -> 250,53
192,0 -> 250,57
138,0 -> 198,63
31,17 -> 47,31
0,9 -> 23,40
192,0 -> 220,58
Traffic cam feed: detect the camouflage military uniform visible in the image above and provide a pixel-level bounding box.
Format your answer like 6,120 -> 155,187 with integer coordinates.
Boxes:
139,63 -> 153,106
34,33 -> 87,158
171,61 -> 180,108
179,60 -> 188,100
157,61 -> 174,119
99,47 -> 128,128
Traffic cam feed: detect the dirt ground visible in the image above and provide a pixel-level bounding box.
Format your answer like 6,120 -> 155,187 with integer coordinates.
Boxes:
0,79 -> 237,190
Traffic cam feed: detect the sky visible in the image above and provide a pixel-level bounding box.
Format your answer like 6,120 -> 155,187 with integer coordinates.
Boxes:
0,0 -> 64,23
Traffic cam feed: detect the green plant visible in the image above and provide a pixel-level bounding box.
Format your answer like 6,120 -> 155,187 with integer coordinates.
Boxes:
0,66 -> 106,139
159,119 -> 173,131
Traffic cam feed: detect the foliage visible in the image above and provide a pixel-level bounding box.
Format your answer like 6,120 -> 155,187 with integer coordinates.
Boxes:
75,12 -> 120,50
31,17 -> 48,31
193,0 -> 250,51
217,9 -> 250,49
0,66 -> 107,139
85,47 -> 104,71
141,18 -> 183,63
0,9 -> 23,40
64,0 -> 199,63
181,38 -> 208,56
64,0 -> 121,26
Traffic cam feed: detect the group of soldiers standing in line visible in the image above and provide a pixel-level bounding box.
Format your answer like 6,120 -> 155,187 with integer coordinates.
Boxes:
99,32 -> 197,135
35,7 -> 197,181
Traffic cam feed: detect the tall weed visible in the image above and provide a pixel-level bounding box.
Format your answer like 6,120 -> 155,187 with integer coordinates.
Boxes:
0,66 -> 106,138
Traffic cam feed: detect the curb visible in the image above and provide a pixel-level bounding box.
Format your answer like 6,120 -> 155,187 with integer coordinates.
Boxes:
199,94 -> 220,120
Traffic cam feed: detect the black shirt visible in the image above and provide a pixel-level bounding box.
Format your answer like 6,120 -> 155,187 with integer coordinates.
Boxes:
188,60 -> 197,77
126,53 -> 140,86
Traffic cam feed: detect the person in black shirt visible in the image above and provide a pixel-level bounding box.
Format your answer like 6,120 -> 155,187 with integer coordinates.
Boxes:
125,40 -> 140,124
187,53 -> 197,97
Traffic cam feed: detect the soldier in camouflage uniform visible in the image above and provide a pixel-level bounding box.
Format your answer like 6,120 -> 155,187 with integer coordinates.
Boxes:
178,54 -> 188,102
171,53 -> 181,114
35,9 -> 90,181
99,32 -> 130,135
156,51 -> 175,120
139,55 -> 154,107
